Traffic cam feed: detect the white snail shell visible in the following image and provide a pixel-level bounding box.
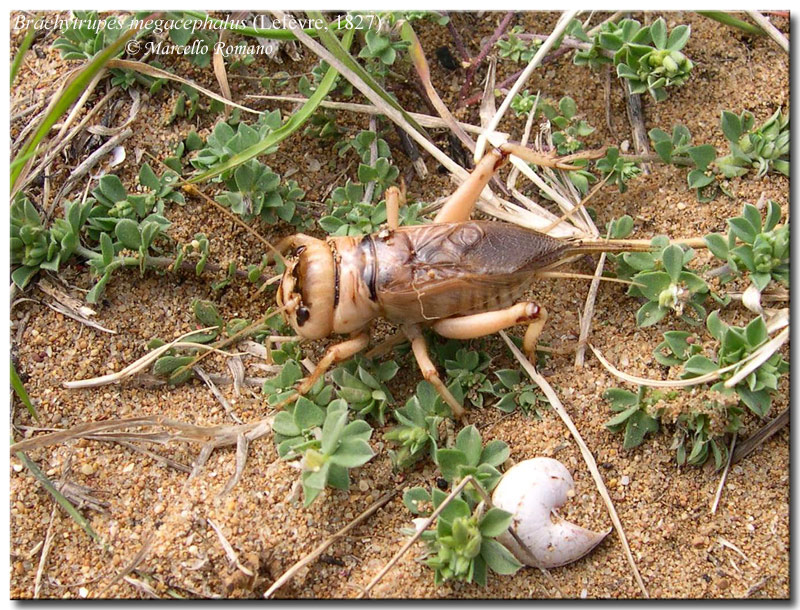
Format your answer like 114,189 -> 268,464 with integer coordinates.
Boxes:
491,457 -> 610,569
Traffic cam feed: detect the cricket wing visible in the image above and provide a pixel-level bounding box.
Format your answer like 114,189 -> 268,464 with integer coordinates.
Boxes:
375,221 -> 568,321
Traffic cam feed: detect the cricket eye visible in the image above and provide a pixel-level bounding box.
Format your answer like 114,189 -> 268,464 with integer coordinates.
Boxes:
296,306 -> 310,326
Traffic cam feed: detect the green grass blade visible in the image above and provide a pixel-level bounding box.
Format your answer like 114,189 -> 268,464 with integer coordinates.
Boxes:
697,11 -> 765,36
306,11 -> 430,140
14,448 -> 105,547
187,28 -> 355,184
10,15 -> 38,86
10,20 -> 142,190
11,362 -> 39,422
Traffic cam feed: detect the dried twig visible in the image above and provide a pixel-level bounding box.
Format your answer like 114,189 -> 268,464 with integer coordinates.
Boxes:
456,12 -> 515,106
264,491 -> 395,598
746,11 -> 789,53
357,477 -> 478,598
208,518 -> 254,577
732,407 -> 789,465
623,88 -> 651,174
710,432 -> 736,514
500,331 -> 649,598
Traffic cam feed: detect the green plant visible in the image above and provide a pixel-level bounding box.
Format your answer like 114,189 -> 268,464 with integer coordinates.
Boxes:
262,359 -> 334,408
682,312 -> 788,417
648,124 -> 719,200
440,347 -> 494,409
190,111 -> 283,174
496,26 -> 541,63
704,201 -> 789,293
331,355 -> 399,424
385,381 -> 446,469
671,399 -> 741,470
603,386 -> 664,449
717,109 -> 789,179
273,398 -> 375,506
403,486 -> 521,585
510,89 -> 538,116
573,17 -> 693,101
540,96 -> 595,155
609,238 -> 708,327
319,180 -> 423,236
53,11 -> 126,59
485,369 -> 548,416
434,425 -> 509,503
358,28 -> 409,70
595,147 -> 642,193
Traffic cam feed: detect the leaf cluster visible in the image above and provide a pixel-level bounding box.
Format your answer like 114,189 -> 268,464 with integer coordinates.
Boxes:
331,355 -> 399,424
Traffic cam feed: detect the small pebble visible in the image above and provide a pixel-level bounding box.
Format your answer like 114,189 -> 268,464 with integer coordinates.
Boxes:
80,464 -> 95,476
620,475 -> 630,486
580,588 -> 588,599
78,587 -> 89,598
358,479 -> 369,492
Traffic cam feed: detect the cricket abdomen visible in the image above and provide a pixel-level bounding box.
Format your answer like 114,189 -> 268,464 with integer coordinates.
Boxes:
370,221 -> 568,325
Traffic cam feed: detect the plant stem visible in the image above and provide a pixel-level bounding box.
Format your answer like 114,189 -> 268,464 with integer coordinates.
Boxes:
456,11 -> 516,107
697,11 -> 765,37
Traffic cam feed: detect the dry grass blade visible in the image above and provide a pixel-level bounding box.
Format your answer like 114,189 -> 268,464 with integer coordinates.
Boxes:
208,518 -> 254,577
122,575 -> 160,599
107,59 -> 259,114
476,9 -> 579,161
588,335 -> 779,390
479,57 -> 498,130
10,415 -> 273,455
499,331 -> 649,598
357,476 -> 478,598
63,332 -> 227,389
401,21 -> 475,153
264,491 -> 395,598
710,433 -> 736,514
52,127 -> 134,203
45,301 -> 116,334
732,407 -> 789,465
97,534 -> 155,597
217,433 -> 249,497
745,11 -> 789,53
213,29 -> 233,119
247,95 -> 490,135
574,252 -> 606,368
34,504 -> 59,598
193,365 -> 242,424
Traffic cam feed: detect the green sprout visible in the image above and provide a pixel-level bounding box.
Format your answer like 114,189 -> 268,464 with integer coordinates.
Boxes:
403,486 -> 521,586
331,355 -> 399,424
573,17 -> 693,101
434,425 -> 509,503
273,398 -> 375,506
496,26 -> 541,63
595,147 -> 642,193
385,381 -> 446,470
603,386 -> 665,449
485,369 -> 548,416
704,201 -> 789,292
610,238 -> 708,327
717,109 -> 789,179
682,312 -> 788,417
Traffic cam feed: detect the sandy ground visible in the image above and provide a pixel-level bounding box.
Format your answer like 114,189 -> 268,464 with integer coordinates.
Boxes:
9,11 -> 789,598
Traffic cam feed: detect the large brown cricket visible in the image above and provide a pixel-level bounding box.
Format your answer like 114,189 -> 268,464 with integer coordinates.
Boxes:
274,144 -> 640,418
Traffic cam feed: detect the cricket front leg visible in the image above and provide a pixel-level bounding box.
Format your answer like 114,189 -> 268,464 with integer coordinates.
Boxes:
432,302 -> 548,360
434,148 -> 508,224
402,324 -> 465,419
275,333 -> 370,410
295,332 -> 370,395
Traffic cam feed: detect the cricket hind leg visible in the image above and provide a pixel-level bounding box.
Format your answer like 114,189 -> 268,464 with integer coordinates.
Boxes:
384,184 -> 405,231
432,302 -> 549,360
403,324 -> 465,419
433,148 -> 508,224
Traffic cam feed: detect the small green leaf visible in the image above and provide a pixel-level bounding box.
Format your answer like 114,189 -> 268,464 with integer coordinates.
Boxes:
329,438 -> 374,468
435,448 -> 468,482
479,440 -> 510,468
479,507 -> 513,537
480,538 -> 522,575
115,219 -> 141,249
661,245 -> 684,283
455,426 -> 483,466
703,233 -> 729,261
